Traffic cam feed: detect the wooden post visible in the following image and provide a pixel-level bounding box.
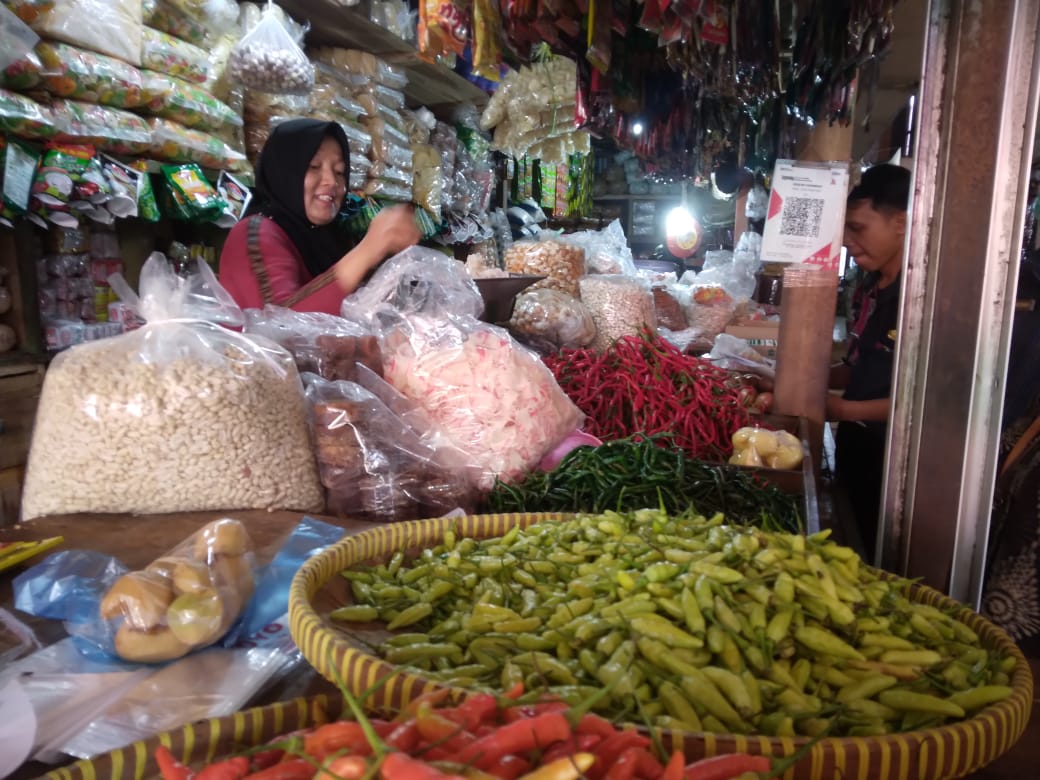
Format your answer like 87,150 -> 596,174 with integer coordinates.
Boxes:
772,121 -> 855,477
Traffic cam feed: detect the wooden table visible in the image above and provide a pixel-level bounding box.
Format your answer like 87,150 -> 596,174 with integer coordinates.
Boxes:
0,509 -> 383,780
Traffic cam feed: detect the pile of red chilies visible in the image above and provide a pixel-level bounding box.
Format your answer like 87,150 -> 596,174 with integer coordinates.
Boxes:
154,688 -> 776,780
544,333 -> 750,461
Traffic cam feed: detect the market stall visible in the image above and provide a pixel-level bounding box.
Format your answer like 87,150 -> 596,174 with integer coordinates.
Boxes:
0,0 -> 1036,778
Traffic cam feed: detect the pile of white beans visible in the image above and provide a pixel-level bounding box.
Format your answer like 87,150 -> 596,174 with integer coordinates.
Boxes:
21,333 -> 324,520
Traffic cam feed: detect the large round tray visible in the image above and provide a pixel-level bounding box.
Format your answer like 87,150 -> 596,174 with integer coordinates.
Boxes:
289,512 -> 1034,780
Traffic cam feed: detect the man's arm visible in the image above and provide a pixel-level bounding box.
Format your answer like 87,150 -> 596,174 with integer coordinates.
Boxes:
826,394 -> 890,422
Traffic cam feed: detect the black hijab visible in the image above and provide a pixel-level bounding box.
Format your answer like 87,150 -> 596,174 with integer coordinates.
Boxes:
245,118 -> 351,277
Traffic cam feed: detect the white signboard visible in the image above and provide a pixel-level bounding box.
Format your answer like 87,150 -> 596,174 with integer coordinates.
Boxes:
760,160 -> 850,272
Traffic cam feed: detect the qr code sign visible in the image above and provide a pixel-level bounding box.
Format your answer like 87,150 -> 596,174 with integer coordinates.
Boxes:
780,197 -> 825,237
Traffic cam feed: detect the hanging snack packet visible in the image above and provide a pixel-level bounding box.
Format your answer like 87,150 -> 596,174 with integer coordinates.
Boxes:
132,159 -> 162,222
161,163 -> 226,222
0,87 -> 57,140
49,99 -> 152,156
1,46 -> 43,91
471,0 -> 502,81
213,169 -> 251,227
2,134 -> 38,218
36,42 -> 145,109
31,142 -> 93,209
228,5 -> 313,95
100,155 -> 140,219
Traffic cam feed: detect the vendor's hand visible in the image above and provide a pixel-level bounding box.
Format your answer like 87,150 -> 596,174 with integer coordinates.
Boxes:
368,204 -> 422,257
825,393 -> 847,422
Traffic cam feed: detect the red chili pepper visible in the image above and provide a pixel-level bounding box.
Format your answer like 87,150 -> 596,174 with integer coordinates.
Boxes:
242,759 -> 313,780
662,751 -> 685,780
683,754 -> 772,780
484,754 -> 531,780
575,713 -> 617,739
633,749 -> 665,780
539,736 -> 579,764
380,751 -> 459,780
385,721 -> 421,752
603,746 -> 642,780
155,746 -> 192,780
195,756 -> 250,780
590,729 -> 652,776
399,689 -> 453,721
445,693 -> 498,731
503,682 -> 526,700
303,721 -> 373,760
315,755 -> 369,780
456,712 -> 571,769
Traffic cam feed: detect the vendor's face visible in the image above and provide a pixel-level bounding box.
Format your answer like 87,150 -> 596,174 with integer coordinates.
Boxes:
843,200 -> 907,277
304,136 -> 347,226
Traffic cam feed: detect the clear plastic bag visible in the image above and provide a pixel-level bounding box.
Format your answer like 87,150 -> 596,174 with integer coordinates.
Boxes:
354,94 -> 406,131
372,310 -> 583,489
158,0 -> 238,37
509,288 -> 596,349
147,117 -> 248,169
337,119 -> 373,157
31,0 -> 142,66
144,0 -> 212,46
401,107 -> 434,144
562,219 -> 636,275
503,236 -> 585,297
36,42 -> 145,108
141,70 -> 242,131
707,333 -> 776,378
343,246 -> 484,321
0,1 -> 38,70
306,374 -> 479,522
141,26 -> 211,84
1,45 -> 44,90
651,284 -> 688,332
370,137 -> 413,168
0,86 -> 57,139
362,179 -> 411,202
20,255 -> 323,520
366,161 -> 412,185
310,46 -> 408,90
579,274 -> 657,352
363,115 -> 411,150
50,99 -> 152,155
243,305 -> 383,382
228,5 -> 313,94
411,143 -> 442,220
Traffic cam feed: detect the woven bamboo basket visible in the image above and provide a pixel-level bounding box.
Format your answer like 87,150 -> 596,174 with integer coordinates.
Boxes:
288,512 -> 1034,780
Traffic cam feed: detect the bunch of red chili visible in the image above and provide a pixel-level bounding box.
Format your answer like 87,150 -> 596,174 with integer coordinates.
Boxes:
544,331 -> 751,461
153,687 -> 774,780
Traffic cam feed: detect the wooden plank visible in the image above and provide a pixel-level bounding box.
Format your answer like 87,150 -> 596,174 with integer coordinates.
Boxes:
0,465 -> 24,528
278,0 -> 488,107
0,364 -> 44,471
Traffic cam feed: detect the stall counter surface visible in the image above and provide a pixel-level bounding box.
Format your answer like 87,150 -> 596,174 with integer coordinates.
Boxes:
0,510 -> 364,780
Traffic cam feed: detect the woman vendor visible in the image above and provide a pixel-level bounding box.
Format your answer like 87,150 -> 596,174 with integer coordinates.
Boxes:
219,118 -> 421,314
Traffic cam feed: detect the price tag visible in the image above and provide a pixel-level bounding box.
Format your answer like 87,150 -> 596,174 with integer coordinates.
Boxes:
3,139 -> 38,213
761,160 -> 850,272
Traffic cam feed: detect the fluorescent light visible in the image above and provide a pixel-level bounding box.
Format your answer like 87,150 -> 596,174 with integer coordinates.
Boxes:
632,121 -> 644,136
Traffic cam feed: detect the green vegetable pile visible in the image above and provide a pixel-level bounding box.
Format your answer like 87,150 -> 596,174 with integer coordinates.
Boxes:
335,510 -> 1017,738
486,437 -> 803,534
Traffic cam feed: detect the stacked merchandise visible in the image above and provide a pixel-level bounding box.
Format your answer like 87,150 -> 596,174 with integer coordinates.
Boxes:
310,48 -> 413,204
0,0 -> 246,229
35,225 -> 124,349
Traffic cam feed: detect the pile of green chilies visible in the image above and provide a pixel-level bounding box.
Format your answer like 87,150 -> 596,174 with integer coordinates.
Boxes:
486,436 -> 803,533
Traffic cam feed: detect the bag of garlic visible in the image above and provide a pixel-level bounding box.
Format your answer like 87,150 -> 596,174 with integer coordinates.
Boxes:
227,2 -> 313,95
20,253 -> 324,520
342,246 -> 584,490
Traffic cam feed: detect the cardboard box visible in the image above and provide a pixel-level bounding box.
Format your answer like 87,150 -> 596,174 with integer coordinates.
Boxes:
724,322 -> 780,358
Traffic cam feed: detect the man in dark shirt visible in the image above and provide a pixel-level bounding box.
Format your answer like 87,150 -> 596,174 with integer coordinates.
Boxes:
827,164 -> 911,561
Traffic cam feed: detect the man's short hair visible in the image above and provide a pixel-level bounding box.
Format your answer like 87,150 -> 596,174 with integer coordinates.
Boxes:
847,164 -> 911,212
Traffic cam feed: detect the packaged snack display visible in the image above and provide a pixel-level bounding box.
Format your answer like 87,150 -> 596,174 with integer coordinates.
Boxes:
228,6 -> 312,94
306,374 -> 478,522
509,288 -> 597,349
34,42 -> 143,108
652,285 -> 688,331
1,47 -> 43,91
503,237 -> 584,297
564,219 -> 637,275
161,163 -> 226,221
142,26 -> 211,84
362,179 -> 411,202
411,143 -> 442,220
579,274 -> 657,352
143,0 -> 216,47
243,306 -> 383,383
163,0 -> 237,33
21,255 -> 324,520
50,99 -> 152,156
96,518 -> 258,662
0,86 -> 57,139
363,116 -> 411,151
32,0 -> 143,66
147,117 -> 247,170
141,70 -> 242,131
369,137 -> 412,169
213,169 -> 250,226
309,47 -> 408,90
